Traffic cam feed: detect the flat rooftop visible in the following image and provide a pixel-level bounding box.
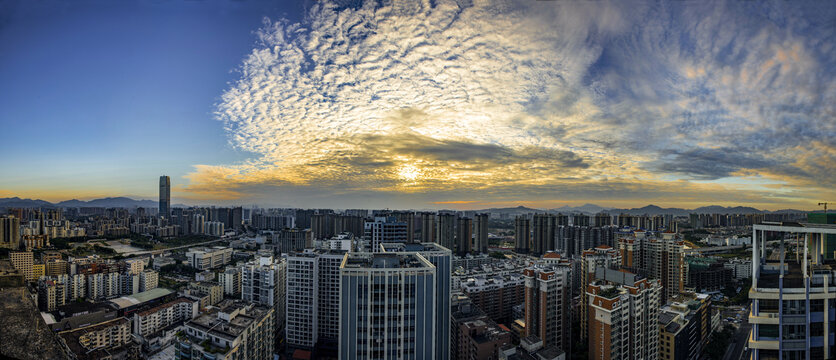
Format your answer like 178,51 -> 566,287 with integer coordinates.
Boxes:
341,253 -> 433,269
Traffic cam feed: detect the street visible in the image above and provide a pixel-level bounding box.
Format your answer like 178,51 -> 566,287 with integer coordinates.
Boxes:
722,303 -> 751,360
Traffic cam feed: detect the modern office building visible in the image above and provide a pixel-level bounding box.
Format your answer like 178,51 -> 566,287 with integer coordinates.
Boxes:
586,268 -> 661,360
437,213 -> 457,252
515,216 -> 531,254
457,217 -> 473,256
474,213 -> 489,254
159,175 -> 170,219
185,246 -> 233,270
285,249 -> 346,353
747,221 -> 836,359
339,252 -> 438,359
176,300 -> 275,360
523,265 -> 572,353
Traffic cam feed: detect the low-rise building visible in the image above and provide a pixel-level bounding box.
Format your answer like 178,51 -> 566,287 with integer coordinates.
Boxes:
452,297 -> 512,360
185,247 -> 233,270
132,297 -> 199,339
58,317 -> 133,360
175,300 -> 275,360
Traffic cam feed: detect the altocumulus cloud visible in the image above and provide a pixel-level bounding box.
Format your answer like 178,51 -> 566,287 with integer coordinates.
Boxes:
183,0 -> 836,209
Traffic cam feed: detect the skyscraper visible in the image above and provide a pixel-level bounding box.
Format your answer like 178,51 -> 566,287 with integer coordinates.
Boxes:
363,216 -> 408,251
515,216 -> 530,254
419,211 -> 436,243
0,216 -> 21,249
532,214 -> 556,256
587,273 -> 661,360
436,213 -> 456,251
473,213 -> 489,254
523,264 -> 572,353
339,252 -> 438,359
457,217 -> 473,256
158,175 -> 170,219
286,249 -> 346,353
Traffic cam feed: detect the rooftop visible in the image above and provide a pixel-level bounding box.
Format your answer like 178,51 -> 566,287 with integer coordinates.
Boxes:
108,287 -> 173,309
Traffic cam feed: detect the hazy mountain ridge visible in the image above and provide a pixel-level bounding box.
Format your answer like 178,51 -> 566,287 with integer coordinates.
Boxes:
0,197 -> 167,209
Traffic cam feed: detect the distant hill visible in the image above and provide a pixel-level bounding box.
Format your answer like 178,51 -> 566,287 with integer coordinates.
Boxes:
0,196 -> 165,209
0,197 -> 54,208
550,204 -> 612,214
479,206 -> 544,215
56,197 -> 158,208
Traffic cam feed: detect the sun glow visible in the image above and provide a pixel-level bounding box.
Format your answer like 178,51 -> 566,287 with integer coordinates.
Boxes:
397,164 -> 422,182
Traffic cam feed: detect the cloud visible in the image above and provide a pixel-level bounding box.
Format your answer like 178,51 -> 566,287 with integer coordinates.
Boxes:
182,0 -> 836,209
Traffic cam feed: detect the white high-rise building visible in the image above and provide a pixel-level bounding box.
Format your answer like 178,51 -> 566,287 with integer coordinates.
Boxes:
242,253 -> 286,353
286,249 -> 346,350
339,252 -> 438,359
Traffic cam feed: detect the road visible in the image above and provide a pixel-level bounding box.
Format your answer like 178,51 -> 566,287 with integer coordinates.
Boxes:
118,237 -> 231,256
723,304 -> 752,360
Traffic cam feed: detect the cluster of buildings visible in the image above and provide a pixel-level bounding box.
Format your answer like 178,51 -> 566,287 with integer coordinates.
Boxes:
7,178 -> 826,360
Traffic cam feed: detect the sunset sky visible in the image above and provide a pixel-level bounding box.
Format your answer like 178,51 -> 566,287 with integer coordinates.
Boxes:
1,0 -> 834,210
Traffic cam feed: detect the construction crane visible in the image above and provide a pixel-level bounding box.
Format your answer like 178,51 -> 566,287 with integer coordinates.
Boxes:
819,202 -> 828,214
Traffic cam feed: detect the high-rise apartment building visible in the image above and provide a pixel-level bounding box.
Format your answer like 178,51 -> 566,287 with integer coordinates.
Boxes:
339,252 -> 438,359
748,222 -> 836,359
380,242 -> 452,360
579,245 -> 622,341
460,274 -> 525,324
0,216 -> 21,249
286,249 -> 346,353
219,266 -> 242,296
419,211 -> 436,243
10,251 -> 33,281
618,231 -> 684,303
392,211 -> 416,242
587,270 -> 661,360
269,228 -> 311,254
451,296 -> 512,360
242,254 -> 286,353
437,213 -> 456,251
532,214 -> 557,256
457,217 -> 473,256
159,175 -> 170,219
515,216 -> 531,254
658,293 -> 712,360
473,213 -> 489,254
363,216 -> 408,251
523,265 -> 572,353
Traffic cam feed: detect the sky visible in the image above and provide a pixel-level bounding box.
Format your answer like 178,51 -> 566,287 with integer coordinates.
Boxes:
0,0 -> 834,211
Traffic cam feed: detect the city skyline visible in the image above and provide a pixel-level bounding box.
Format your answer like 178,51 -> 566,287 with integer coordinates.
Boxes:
2,0 -> 834,211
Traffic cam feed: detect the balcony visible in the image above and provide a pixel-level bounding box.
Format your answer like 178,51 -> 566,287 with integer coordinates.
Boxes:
748,310 -> 779,325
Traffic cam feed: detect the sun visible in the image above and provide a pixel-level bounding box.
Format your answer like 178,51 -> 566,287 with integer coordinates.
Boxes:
397,164 -> 422,182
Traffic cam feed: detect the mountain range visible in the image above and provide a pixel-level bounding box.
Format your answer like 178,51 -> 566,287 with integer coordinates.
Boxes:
479,204 -> 806,216
0,197 -> 168,209
0,196 -> 809,215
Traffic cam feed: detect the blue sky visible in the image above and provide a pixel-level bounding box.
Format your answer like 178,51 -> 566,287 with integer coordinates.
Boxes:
0,0 -> 299,200
1,0 -> 834,210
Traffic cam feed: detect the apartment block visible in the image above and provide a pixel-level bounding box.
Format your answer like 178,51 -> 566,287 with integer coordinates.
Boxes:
523,265 -> 572,353
587,271 -> 661,360
176,300 -> 274,360
339,252 -> 438,359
